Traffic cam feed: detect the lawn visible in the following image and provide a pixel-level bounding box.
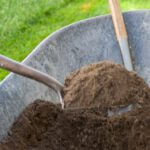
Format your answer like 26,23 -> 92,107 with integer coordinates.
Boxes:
0,0 -> 150,81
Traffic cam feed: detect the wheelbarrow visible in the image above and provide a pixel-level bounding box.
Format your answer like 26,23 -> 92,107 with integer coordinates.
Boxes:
0,10 -> 150,141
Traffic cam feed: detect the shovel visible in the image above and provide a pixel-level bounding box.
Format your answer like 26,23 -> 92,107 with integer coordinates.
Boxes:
0,54 -> 136,116
108,0 -> 133,71
0,55 -> 65,108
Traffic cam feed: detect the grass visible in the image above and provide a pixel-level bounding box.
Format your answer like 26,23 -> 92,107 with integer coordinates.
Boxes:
0,0 -> 150,81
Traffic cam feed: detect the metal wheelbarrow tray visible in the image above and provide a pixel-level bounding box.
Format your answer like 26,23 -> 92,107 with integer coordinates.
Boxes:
0,10 -> 150,140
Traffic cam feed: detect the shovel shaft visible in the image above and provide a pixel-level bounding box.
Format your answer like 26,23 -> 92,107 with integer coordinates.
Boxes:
108,0 -> 127,40
108,0 -> 133,71
0,54 -> 64,92
118,38 -> 133,71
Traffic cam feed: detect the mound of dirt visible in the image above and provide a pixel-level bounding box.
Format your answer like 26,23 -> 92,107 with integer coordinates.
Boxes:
0,100 -> 150,150
0,61 -> 150,150
63,61 -> 150,108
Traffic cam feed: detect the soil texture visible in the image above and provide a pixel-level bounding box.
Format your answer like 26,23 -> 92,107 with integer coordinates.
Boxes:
0,100 -> 149,150
64,61 -> 150,108
0,61 -> 150,150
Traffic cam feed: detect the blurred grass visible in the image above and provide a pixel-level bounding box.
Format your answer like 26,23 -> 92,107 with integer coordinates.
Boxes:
0,0 -> 150,80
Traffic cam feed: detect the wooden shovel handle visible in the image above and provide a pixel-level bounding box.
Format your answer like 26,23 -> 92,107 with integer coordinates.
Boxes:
0,55 -> 63,92
108,0 -> 127,40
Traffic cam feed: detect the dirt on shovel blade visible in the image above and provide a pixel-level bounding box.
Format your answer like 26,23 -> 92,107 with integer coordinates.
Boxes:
0,61 -> 150,150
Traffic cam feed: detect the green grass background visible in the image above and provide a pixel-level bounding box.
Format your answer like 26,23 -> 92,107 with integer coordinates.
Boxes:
0,0 -> 150,81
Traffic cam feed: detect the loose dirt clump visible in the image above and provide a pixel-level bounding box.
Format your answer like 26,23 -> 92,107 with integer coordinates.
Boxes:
0,61 -> 150,150
64,61 -> 150,108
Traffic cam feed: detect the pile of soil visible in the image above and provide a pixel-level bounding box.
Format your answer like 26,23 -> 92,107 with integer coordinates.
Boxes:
0,100 -> 149,150
0,61 -> 150,150
63,61 -> 150,108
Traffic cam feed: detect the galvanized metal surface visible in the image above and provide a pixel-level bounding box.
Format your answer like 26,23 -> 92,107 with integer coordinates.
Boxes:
0,10 -> 150,140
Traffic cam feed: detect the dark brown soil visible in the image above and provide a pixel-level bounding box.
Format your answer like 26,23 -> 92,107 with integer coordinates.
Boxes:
64,61 -> 150,108
0,61 -> 150,150
0,100 -> 150,150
